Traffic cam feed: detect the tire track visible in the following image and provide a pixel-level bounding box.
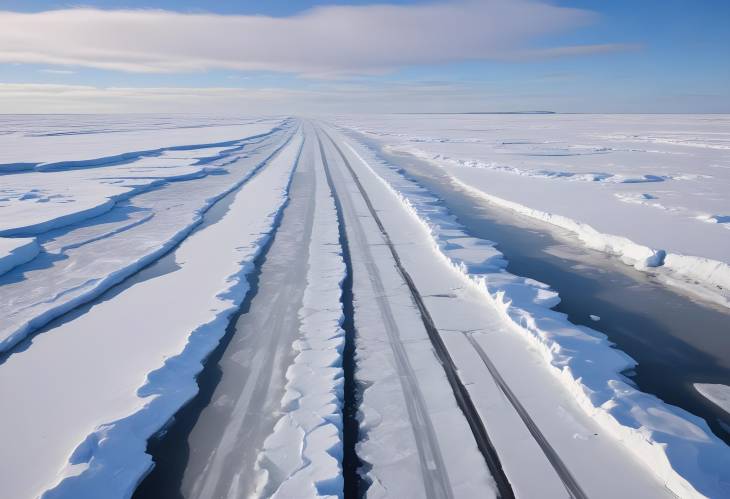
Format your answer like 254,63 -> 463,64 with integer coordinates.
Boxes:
464,333 -> 588,499
316,127 -> 454,499
324,124 -> 591,499
318,126 -> 516,499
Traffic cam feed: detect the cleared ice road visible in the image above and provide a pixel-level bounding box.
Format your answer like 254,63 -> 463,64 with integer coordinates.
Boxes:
135,126 -> 316,499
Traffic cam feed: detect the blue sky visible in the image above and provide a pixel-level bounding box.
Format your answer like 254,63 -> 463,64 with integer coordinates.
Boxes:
0,0 -> 727,113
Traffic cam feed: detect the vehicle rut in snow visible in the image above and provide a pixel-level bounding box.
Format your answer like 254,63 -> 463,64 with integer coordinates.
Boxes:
317,128 -> 455,499
324,123 -> 595,499
318,125 -> 521,498
464,333 -> 588,499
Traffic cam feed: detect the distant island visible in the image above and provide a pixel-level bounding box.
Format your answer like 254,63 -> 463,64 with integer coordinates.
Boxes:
401,111 -> 557,115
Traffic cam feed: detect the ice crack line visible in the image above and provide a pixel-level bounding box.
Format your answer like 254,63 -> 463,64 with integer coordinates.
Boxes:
317,126 -> 365,498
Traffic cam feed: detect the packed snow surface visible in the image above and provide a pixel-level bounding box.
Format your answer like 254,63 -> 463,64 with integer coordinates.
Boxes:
336,114 -> 730,305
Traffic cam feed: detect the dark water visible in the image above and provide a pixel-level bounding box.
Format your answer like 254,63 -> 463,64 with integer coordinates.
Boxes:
375,144 -> 730,446
325,152 -> 366,498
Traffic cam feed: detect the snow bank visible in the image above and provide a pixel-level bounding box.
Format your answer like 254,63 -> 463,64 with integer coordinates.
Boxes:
404,149 -> 670,185
449,178 -> 667,268
0,237 -> 40,276
662,254 -> 730,298
255,146 -> 346,498
0,130 -> 303,499
444,175 -> 730,307
342,137 -> 730,499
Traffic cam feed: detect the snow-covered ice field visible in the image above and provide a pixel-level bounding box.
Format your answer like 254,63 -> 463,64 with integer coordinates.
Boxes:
1,114 -> 729,499
336,114 -> 730,307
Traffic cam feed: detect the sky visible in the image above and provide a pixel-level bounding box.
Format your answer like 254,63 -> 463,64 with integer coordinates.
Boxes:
0,0 -> 727,114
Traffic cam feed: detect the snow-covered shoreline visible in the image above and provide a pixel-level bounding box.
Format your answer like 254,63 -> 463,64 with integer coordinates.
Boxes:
341,131 -> 730,498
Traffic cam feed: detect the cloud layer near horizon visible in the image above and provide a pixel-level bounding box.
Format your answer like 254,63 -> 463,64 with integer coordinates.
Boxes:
0,81 -> 498,114
0,0 -> 623,76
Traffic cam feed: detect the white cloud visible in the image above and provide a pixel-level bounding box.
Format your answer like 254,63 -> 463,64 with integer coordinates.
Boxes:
0,1 -> 624,77
38,68 -> 76,74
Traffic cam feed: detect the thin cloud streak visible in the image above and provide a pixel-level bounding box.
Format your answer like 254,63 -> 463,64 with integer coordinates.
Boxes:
1,79 -> 721,114
0,82 -> 520,113
0,1 -> 619,76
